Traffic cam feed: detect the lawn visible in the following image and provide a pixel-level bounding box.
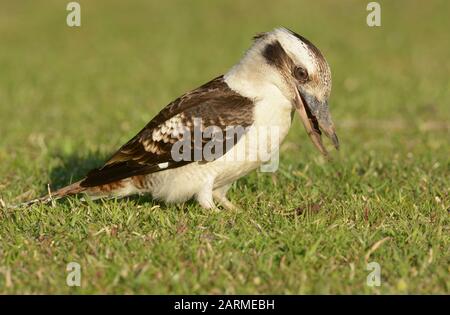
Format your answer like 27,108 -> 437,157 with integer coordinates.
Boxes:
0,0 -> 448,294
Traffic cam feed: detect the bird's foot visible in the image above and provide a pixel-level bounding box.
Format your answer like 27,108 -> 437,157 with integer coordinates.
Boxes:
198,199 -> 221,212
196,187 -> 220,212
212,191 -> 237,211
218,198 -> 237,211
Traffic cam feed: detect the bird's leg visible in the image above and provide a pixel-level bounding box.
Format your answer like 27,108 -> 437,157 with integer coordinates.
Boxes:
196,178 -> 219,211
213,184 -> 237,211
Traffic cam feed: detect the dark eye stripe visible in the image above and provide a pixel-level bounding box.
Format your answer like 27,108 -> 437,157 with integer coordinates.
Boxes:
262,40 -> 293,70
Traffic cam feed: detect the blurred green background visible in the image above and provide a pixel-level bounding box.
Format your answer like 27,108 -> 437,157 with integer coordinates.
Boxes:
0,0 -> 448,294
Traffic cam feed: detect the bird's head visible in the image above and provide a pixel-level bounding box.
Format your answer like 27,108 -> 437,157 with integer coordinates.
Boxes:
237,27 -> 339,156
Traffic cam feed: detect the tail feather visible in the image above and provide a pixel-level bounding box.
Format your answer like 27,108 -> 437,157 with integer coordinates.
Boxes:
48,180 -> 86,199
2,178 -> 135,210
10,180 -> 86,208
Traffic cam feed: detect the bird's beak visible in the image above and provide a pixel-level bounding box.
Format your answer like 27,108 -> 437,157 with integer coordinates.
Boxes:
293,88 -> 339,156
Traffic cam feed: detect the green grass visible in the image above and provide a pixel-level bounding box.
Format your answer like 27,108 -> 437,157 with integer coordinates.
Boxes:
0,0 -> 449,294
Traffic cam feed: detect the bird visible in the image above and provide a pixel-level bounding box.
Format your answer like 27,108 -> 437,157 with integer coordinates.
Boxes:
21,27 -> 339,211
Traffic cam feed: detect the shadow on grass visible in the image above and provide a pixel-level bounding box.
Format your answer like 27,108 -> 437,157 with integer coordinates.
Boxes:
48,150 -> 108,190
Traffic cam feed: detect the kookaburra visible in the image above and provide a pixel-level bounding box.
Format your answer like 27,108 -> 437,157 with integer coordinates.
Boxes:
25,27 -> 339,210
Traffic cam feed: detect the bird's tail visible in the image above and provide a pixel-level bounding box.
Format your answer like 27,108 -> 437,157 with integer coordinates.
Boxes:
11,180 -> 87,208
2,178 -> 137,210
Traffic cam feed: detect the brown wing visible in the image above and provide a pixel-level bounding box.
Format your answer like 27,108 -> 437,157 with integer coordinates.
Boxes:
81,76 -> 255,187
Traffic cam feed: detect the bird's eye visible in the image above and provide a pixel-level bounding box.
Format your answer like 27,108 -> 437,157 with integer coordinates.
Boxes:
294,66 -> 308,82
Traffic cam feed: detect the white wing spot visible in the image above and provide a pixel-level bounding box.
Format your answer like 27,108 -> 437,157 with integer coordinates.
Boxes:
158,162 -> 169,169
